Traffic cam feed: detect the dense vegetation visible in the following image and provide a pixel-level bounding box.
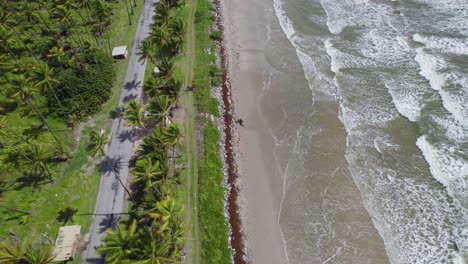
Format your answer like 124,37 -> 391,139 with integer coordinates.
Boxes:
0,0 -> 138,261
96,0 -> 190,262
193,0 -> 232,262
0,0 -> 119,183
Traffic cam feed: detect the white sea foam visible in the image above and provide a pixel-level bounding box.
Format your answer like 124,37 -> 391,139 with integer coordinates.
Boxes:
318,0 -> 390,35
413,34 -> 468,54
273,0 -> 468,262
414,49 -> 468,125
416,136 -> 468,191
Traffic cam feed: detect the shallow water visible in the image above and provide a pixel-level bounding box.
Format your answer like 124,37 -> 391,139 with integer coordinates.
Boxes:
261,0 -> 468,263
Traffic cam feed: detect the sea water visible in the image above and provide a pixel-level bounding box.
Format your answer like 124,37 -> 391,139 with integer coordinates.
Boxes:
264,0 -> 468,263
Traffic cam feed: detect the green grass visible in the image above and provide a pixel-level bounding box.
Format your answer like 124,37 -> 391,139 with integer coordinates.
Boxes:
192,0 -> 220,117
198,121 -> 231,264
0,0 -> 145,246
175,0 -> 202,262
190,0 -> 232,262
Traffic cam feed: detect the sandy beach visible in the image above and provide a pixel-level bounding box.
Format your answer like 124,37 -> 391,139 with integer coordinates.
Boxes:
220,0 -> 289,263
220,0 -> 392,261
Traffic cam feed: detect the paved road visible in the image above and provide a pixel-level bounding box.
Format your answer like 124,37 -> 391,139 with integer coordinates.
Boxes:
83,1 -> 157,262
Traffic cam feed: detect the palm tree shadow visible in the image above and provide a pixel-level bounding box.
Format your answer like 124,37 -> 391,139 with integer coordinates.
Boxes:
118,130 -> 134,143
100,156 -> 122,175
109,106 -> 125,119
14,172 -> 49,191
124,80 -> 141,91
98,213 -> 121,233
84,258 -> 104,264
123,94 -> 137,103
22,123 -> 46,140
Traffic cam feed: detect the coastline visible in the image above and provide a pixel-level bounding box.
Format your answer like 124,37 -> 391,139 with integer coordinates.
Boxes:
214,0 -> 247,262
219,0 -> 289,263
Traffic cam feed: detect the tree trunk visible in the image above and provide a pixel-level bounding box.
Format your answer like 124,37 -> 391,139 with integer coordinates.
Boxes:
0,135 -> 33,164
25,98 -> 60,144
124,0 -> 133,25
0,205 -> 30,215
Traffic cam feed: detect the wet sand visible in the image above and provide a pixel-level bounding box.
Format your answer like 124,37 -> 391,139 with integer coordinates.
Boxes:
219,0 -> 288,263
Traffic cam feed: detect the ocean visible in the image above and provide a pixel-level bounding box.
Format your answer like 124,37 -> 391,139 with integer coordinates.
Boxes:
262,0 -> 468,263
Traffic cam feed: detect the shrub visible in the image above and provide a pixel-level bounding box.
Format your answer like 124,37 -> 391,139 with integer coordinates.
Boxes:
53,51 -> 115,121
210,30 -> 222,41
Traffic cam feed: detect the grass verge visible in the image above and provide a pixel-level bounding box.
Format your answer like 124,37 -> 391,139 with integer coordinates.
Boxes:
198,121 -> 231,263
193,0 -> 231,262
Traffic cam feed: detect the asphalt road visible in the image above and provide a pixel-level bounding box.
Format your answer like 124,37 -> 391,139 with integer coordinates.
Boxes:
83,1 -> 157,262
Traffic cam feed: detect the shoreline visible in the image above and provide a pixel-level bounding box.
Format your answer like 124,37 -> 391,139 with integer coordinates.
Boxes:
219,0 -> 289,262
214,0 -> 247,263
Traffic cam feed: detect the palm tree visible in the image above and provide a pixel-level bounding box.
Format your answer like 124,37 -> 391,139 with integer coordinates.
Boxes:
0,242 -> 23,263
124,99 -> 145,129
23,244 -> 55,264
9,74 -> 60,144
149,26 -> 171,52
0,116 -> 34,165
162,123 -> 182,148
149,196 -> 183,227
148,95 -> 174,125
0,116 -> 29,144
143,78 -> 165,98
97,220 -> 138,264
155,58 -> 175,80
25,143 -> 54,182
138,129 -> 168,163
153,2 -> 173,27
32,63 -> 66,117
91,0 -> 113,35
87,129 -> 109,157
132,157 -> 163,191
168,18 -> 185,52
137,39 -> 156,65
134,227 -> 174,264
47,46 -> 66,68
51,140 -> 72,161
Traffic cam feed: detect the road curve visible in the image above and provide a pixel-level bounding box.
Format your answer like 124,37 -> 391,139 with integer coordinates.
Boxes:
83,1 -> 157,262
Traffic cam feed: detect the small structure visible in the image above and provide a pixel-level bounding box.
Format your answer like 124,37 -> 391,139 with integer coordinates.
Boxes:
112,45 -> 128,59
153,67 -> 160,75
52,225 -> 81,262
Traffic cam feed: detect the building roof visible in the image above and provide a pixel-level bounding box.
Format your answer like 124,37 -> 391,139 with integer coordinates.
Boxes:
112,45 -> 128,56
52,225 -> 81,262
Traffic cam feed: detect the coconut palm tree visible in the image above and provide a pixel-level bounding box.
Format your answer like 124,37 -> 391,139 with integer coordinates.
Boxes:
149,196 -> 183,227
137,39 -> 156,65
138,129 -> 168,163
132,157 -> 163,191
134,227 -> 174,264
23,244 -> 55,264
148,95 -> 174,125
47,46 -> 67,68
143,78 -> 165,98
25,143 -> 54,182
155,58 -> 175,80
97,220 -> 138,264
162,123 -> 182,148
32,63 -> 66,117
0,242 -> 23,263
153,2 -> 173,27
87,129 -> 109,157
124,99 -> 145,129
0,116 -> 34,165
9,74 -> 60,144
149,26 -> 171,52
